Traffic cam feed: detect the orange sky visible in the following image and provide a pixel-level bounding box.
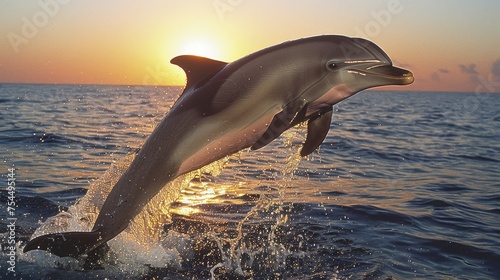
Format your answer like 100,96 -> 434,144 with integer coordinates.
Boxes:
1,0 -> 499,93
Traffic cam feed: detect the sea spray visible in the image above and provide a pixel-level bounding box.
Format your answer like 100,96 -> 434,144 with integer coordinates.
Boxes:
207,127 -> 306,278
26,153 -> 136,242
22,150 -> 230,271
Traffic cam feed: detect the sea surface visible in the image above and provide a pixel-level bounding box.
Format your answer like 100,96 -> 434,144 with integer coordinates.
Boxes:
0,84 -> 499,279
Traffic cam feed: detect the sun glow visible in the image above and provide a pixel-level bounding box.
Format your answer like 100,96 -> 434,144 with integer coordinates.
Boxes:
167,36 -> 228,85
178,38 -> 221,59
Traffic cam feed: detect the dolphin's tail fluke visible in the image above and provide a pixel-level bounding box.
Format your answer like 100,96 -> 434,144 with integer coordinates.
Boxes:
23,231 -> 102,258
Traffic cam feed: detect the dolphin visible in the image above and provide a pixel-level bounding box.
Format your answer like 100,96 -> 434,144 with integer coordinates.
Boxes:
24,35 -> 413,259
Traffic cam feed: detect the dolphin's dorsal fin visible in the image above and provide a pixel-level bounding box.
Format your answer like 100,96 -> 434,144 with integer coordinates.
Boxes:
300,108 -> 333,156
251,99 -> 308,151
171,55 -> 228,90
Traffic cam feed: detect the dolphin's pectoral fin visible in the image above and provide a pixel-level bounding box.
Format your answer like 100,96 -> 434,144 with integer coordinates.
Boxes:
300,108 -> 333,156
251,99 -> 307,150
170,55 -> 228,91
23,231 -> 102,258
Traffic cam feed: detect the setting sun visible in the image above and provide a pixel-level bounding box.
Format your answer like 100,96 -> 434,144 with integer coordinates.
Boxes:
177,38 -> 221,59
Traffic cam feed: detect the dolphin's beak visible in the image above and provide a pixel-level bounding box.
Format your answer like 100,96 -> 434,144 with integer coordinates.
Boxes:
361,64 -> 414,85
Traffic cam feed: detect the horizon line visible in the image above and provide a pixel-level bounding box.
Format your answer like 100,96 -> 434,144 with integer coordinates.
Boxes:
1,82 -> 498,94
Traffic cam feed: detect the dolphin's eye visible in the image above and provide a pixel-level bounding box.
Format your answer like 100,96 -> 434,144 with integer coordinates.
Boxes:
326,61 -> 338,71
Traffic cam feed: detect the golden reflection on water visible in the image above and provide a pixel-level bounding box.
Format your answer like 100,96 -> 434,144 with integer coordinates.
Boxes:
170,180 -> 247,216
168,170 -> 445,221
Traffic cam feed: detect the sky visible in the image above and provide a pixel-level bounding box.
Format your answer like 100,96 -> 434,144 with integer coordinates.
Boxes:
1,0 -> 499,93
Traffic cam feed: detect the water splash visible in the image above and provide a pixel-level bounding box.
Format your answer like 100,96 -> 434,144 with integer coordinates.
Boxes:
205,128 -> 306,278
22,151 -> 229,273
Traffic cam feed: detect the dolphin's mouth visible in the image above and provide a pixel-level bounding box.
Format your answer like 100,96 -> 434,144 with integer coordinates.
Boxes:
358,65 -> 414,85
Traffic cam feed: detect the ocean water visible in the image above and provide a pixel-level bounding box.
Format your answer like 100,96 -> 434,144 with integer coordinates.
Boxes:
0,84 -> 499,279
